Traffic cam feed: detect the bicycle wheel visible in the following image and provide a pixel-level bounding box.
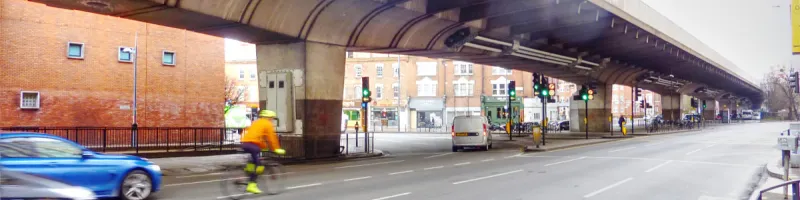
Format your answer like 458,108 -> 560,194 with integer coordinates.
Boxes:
219,153 -> 254,200
261,161 -> 287,195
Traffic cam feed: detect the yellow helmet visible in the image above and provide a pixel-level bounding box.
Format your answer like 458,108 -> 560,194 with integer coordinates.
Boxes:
259,110 -> 277,118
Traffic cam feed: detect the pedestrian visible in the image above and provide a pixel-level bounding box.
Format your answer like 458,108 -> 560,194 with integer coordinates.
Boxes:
618,115 -> 626,132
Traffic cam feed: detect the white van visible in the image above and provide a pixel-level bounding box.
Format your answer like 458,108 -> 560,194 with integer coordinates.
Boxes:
741,110 -> 753,120
451,115 -> 492,152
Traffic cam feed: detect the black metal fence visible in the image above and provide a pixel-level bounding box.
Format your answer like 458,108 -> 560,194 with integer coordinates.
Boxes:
0,127 -> 374,159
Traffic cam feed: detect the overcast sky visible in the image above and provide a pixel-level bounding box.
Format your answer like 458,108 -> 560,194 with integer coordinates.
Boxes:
642,0 -> 791,83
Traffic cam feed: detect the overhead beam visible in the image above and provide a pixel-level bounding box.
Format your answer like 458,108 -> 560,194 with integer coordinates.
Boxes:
487,0 -> 593,30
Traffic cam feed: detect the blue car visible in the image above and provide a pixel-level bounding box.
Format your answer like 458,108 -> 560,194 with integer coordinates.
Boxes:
0,132 -> 162,200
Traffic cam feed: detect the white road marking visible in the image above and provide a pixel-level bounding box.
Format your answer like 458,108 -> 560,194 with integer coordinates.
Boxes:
504,153 -> 523,159
481,158 -> 495,162
334,160 -> 405,169
343,176 -> 372,182
166,177 -> 244,187
645,160 -> 673,173
452,170 -> 523,185
706,144 -> 716,148
424,153 -> 454,159
175,172 -> 224,178
583,177 -> 634,198
372,192 -> 411,200
216,193 -> 249,199
389,170 -> 414,175
544,157 -> 586,166
454,162 -> 471,166
608,147 -> 637,153
287,183 -> 323,190
686,148 -> 703,155
424,166 -> 444,170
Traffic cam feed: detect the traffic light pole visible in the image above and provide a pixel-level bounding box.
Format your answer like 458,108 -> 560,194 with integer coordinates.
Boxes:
362,105 -> 369,153
507,97 -> 512,141
585,99 -> 589,139
542,97 -> 547,145
631,87 -> 635,135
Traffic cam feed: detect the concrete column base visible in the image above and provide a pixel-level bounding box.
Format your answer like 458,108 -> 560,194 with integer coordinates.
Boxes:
257,41 -> 346,159
569,84 -> 611,133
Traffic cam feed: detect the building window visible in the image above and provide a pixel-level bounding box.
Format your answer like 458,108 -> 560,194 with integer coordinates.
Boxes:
239,69 -> 245,79
376,63 -> 384,77
20,91 -> 40,109
392,84 -> 400,98
416,62 -> 437,76
118,47 -> 133,62
347,51 -> 354,58
162,51 -> 175,65
454,61 -> 473,75
67,42 -> 84,59
355,64 -> 363,77
492,67 -> 512,75
393,63 -> 400,77
492,83 -> 507,96
250,70 -> 257,80
417,83 -> 437,96
376,84 -> 384,99
454,82 -> 474,96
355,86 -> 362,99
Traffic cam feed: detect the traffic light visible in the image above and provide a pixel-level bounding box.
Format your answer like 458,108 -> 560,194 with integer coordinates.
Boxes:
579,85 -> 589,101
587,88 -> 594,100
508,81 -> 517,101
361,77 -> 372,106
690,98 -> 697,108
533,73 -> 541,92
541,77 -> 550,97
702,100 -> 707,109
548,83 -> 555,98
790,72 -> 800,93
635,87 -> 642,101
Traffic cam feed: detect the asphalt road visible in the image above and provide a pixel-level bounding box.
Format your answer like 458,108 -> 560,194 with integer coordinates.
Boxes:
154,122 -> 780,200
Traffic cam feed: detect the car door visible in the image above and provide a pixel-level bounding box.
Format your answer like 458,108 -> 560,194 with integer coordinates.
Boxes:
30,137 -> 119,193
0,137 -> 65,182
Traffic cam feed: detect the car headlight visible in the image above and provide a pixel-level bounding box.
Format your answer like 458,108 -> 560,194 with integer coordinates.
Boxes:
148,164 -> 161,172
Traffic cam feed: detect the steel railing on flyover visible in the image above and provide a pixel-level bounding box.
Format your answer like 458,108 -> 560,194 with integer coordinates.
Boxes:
750,179 -> 800,200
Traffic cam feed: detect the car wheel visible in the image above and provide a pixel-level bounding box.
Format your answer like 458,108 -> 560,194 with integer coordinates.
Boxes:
488,142 -> 493,149
120,170 -> 152,200
483,143 -> 490,151
452,146 -> 458,152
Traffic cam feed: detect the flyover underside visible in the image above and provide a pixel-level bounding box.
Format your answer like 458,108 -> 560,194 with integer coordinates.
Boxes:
29,0 -> 762,108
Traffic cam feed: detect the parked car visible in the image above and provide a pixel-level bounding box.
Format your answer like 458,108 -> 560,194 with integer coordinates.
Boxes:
0,167 -> 96,200
451,115 -> 492,152
559,121 -> 570,131
0,132 -> 162,200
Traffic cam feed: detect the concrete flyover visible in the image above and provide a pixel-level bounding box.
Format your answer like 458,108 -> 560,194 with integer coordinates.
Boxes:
29,0 -> 764,153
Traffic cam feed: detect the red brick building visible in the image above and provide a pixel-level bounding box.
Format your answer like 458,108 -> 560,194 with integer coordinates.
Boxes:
0,0 -> 225,127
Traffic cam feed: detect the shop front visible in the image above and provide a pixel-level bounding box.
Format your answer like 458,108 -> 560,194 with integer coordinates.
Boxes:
483,95 -> 522,126
409,97 -> 444,131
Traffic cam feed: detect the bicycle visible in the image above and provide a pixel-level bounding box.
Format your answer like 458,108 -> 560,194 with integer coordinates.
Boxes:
219,150 -> 288,199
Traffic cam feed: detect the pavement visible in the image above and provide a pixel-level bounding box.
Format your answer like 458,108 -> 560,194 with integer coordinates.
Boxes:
148,121 -> 782,200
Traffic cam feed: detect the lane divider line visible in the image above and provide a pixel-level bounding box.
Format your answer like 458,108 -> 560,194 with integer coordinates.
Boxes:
334,160 -> 405,169
372,192 -> 411,200
424,166 -> 444,170
388,170 -> 414,175
481,158 -> 495,162
452,170 -> 523,185
608,147 -> 637,153
583,177 -> 634,198
644,160 -> 673,173
424,152 -> 454,159
544,157 -> 586,166
287,183 -> 323,190
343,176 -> 372,182
454,162 -> 471,166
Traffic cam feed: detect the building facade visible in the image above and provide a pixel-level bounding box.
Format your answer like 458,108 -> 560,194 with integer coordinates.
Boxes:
0,0 -> 225,127
343,52 -> 584,131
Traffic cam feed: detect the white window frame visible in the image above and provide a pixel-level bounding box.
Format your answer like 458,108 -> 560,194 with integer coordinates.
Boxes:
355,64 -> 363,77
376,84 -> 384,99
250,69 -> 257,80
490,77 -> 509,96
492,67 -> 512,75
118,46 -> 133,62
20,91 -> 40,109
454,61 -> 473,75
67,42 -> 84,59
239,69 -> 245,80
416,62 -> 437,76
393,63 -> 400,77
416,77 -> 438,97
376,63 -> 384,77
453,78 -> 475,96
355,86 -> 362,99
392,83 -> 400,99
162,50 -> 176,66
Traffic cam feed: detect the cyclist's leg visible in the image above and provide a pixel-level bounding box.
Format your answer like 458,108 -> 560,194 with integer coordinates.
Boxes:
241,142 -> 261,183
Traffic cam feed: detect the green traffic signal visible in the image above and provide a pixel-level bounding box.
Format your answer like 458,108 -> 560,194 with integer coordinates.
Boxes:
542,90 -> 549,96
582,94 -> 588,100
509,90 -> 516,96
363,89 -> 370,97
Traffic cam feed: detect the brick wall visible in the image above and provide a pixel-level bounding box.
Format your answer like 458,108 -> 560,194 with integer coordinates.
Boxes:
0,0 -> 225,127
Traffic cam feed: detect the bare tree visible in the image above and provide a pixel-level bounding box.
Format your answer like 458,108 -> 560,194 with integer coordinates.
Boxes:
761,66 -> 798,120
224,77 -> 248,114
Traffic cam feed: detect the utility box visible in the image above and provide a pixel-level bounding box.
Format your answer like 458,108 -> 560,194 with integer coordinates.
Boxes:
260,71 -> 295,132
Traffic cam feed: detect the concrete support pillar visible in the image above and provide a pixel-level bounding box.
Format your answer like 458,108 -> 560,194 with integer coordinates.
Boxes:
257,41 -> 346,159
660,94 -> 682,121
702,100 -> 716,120
569,84 -> 611,133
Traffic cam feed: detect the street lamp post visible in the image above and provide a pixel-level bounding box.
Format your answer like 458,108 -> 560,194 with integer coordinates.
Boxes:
122,32 -> 138,147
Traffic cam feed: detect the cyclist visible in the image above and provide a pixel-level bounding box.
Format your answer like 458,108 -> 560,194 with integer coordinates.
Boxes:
240,110 -> 286,194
